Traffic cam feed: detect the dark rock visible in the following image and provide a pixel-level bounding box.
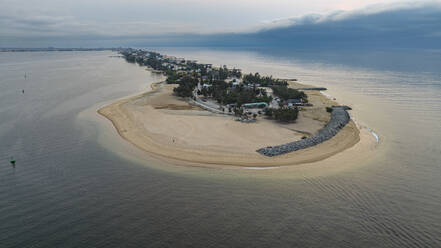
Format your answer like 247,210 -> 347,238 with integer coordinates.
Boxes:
257,106 -> 351,156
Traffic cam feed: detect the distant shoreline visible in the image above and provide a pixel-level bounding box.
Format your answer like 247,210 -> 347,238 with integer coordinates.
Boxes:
0,48 -> 117,52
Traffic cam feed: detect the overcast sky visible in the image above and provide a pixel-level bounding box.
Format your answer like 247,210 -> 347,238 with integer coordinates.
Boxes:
1,0 -> 440,47
1,0 -> 416,36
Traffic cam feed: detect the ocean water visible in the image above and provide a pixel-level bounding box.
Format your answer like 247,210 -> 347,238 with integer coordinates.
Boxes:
0,49 -> 440,248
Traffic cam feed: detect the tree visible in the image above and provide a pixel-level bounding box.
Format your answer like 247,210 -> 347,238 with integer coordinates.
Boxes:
242,72 -> 288,87
173,76 -> 198,97
272,86 -> 307,101
233,107 -> 243,117
273,108 -> 299,122
166,72 -> 180,84
264,108 -> 274,118
201,87 -> 209,97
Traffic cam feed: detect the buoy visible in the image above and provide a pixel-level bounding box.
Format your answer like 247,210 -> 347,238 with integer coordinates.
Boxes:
10,157 -> 16,165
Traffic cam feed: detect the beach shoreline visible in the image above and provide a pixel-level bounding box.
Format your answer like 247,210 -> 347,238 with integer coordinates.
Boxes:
98,80 -> 361,168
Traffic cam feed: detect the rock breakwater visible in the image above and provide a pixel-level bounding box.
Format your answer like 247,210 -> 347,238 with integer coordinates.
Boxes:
257,106 -> 351,157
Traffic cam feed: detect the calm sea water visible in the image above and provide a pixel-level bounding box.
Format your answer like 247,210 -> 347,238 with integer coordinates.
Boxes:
0,49 -> 440,248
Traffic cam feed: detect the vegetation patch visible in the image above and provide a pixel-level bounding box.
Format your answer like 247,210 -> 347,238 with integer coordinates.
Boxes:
265,107 -> 299,122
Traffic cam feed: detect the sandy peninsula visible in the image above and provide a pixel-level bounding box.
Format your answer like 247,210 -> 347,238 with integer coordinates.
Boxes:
98,80 -> 360,168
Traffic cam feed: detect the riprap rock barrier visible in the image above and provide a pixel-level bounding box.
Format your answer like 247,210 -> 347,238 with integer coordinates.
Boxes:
257,106 -> 351,157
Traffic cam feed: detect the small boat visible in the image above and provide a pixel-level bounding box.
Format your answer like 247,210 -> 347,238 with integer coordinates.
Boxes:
10,157 -> 16,165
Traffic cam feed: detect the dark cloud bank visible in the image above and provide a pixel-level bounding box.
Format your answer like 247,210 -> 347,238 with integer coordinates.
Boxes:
2,3 -> 441,49
139,4 -> 441,49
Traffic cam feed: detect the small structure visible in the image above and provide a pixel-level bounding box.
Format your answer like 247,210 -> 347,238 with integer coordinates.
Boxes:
242,102 -> 268,109
285,99 -> 304,107
231,81 -> 241,88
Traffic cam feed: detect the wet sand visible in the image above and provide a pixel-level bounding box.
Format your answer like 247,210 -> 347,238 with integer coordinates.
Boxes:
98,81 -> 360,168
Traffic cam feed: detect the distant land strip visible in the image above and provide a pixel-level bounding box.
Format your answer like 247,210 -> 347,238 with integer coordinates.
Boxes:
0,48 -> 118,52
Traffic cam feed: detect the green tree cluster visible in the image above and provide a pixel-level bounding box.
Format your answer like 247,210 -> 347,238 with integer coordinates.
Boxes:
271,86 -> 307,101
173,76 -> 198,98
166,71 -> 180,84
243,73 -> 288,87
201,81 -> 272,106
265,107 -> 299,122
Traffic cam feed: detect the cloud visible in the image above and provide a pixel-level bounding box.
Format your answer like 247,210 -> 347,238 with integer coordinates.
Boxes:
190,1 -> 441,49
0,14 -> 87,36
0,13 -> 199,38
255,1 -> 441,30
1,1 -> 441,48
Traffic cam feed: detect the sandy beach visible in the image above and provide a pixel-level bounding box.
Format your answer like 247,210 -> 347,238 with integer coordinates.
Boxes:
98,81 -> 360,168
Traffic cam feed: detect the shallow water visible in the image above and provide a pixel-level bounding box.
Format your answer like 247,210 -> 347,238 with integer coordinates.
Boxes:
0,50 -> 440,247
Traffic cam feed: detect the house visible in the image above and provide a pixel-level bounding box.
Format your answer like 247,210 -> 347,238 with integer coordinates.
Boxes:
285,99 -> 303,107
242,102 -> 268,109
232,81 -> 241,88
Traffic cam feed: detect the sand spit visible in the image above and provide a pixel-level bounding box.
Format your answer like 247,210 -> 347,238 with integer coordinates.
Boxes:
98,82 -> 360,168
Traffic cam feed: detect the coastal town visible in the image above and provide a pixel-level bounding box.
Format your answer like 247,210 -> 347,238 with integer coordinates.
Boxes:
116,48 -> 353,157
120,48 -> 308,122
